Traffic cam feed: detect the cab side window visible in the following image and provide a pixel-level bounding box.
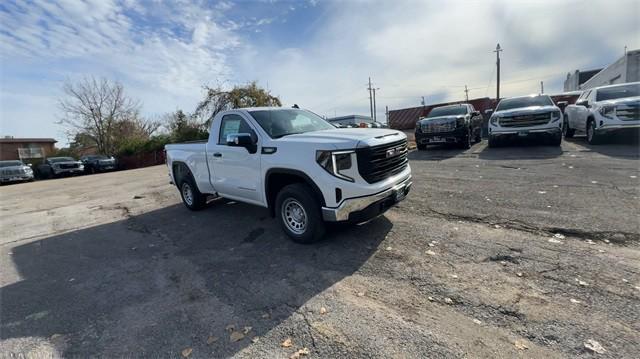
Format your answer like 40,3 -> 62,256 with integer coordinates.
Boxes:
218,114 -> 256,145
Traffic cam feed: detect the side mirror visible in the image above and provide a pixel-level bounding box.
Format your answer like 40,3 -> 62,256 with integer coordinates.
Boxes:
576,100 -> 589,108
556,101 -> 568,111
27,163 -> 33,167
471,111 -> 481,117
226,133 -> 257,153
484,109 -> 494,116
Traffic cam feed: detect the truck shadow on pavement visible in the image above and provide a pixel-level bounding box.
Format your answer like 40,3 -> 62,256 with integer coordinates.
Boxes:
478,140 -> 564,160
564,136 -> 640,159
1,201 -> 391,357
408,146 -> 469,161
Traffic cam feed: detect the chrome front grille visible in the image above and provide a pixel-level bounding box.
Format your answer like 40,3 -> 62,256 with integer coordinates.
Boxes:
499,113 -> 550,128
356,139 -> 409,184
616,104 -> 640,121
421,121 -> 456,133
1,169 -> 22,175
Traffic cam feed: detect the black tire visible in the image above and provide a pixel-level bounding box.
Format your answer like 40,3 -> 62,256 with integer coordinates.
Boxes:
178,175 -> 207,211
586,119 -> 600,145
474,128 -> 482,143
563,119 -> 575,138
459,128 -> 472,149
275,183 -> 325,244
417,143 -> 427,150
488,135 -> 499,148
550,132 -> 562,146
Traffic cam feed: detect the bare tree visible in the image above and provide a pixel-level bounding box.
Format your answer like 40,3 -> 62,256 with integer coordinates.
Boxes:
59,77 -> 142,155
194,81 -> 282,127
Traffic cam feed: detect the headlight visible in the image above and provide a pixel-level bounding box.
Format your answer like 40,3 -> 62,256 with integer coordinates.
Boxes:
599,105 -> 615,119
316,150 -> 355,182
551,110 -> 562,122
415,123 -> 422,133
24,167 -> 33,173
489,115 -> 499,126
456,117 -> 466,127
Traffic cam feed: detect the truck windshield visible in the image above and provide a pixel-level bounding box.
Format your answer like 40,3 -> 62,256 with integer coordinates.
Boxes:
496,95 -> 554,111
426,106 -> 467,118
596,83 -> 640,101
249,109 -> 335,138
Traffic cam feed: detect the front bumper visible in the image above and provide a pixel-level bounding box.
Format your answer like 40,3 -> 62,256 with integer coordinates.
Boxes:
596,122 -> 640,133
490,127 -> 561,137
321,175 -> 412,222
53,167 -> 84,175
0,173 -> 34,183
415,127 -> 467,144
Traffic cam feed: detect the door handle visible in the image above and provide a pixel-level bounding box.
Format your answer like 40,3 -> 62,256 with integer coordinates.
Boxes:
213,153 -> 222,158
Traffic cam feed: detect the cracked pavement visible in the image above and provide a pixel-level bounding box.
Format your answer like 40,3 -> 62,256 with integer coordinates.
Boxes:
1,137 -> 639,358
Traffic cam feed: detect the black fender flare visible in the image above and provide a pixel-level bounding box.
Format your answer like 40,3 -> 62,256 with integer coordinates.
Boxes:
264,168 -> 327,216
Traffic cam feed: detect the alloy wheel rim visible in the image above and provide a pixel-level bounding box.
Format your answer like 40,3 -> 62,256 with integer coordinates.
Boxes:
182,183 -> 194,206
282,198 -> 307,234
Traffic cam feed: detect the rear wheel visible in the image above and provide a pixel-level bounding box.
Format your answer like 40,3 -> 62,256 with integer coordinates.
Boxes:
417,143 -> 427,150
275,183 -> 325,243
179,176 -> 207,210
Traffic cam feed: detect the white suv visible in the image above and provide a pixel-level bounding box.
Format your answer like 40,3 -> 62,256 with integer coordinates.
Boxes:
564,82 -> 640,144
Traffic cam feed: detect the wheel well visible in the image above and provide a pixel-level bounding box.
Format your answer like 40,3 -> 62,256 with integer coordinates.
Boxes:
265,169 -> 326,217
172,162 -> 191,186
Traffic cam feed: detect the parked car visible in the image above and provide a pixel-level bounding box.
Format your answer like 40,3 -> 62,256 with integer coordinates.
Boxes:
563,82 -> 640,144
165,107 -> 412,243
81,155 -> 117,174
414,104 -> 483,150
38,157 -> 84,178
0,160 -> 34,184
486,94 -> 563,147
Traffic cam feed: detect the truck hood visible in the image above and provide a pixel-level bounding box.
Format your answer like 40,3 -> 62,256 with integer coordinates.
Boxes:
494,105 -> 558,116
595,96 -> 640,107
51,161 -> 81,166
276,128 -> 406,149
0,165 -> 30,173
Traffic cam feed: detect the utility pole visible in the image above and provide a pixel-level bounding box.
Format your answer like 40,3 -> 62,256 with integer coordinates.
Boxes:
367,77 -> 374,119
385,105 -> 389,124
624,45 -> 627,56
464,85 -> 469,102
494,43 -> 502,100
421,96 -> 426,106
540,81 -> 544,94
372,88 -> 378,122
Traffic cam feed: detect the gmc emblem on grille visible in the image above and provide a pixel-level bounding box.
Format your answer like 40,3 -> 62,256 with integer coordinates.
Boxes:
386,146 -> 403,158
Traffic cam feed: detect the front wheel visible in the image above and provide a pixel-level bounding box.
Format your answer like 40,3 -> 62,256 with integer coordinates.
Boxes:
563,119 -> 575,138
488,135 -> 499,148
549,132 -> 562,146
459,128 -> 472,149
586,119 -> 601,145
275,183 -> 325,244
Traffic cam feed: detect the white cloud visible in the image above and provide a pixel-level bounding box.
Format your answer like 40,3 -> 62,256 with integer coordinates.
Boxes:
1,0 -> 639,143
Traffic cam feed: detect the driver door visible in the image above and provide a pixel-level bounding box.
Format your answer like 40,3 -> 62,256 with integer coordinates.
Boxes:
209,113 -> 262,204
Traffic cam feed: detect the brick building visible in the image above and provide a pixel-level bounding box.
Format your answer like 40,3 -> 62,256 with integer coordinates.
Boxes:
0,137 -> 57,161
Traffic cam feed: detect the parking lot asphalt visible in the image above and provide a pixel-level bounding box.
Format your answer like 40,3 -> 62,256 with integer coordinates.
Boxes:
1,137 -> 639,358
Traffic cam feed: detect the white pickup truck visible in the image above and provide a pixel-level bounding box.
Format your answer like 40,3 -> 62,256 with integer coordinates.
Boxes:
563,82 -> 640,144
486,94 -> 563,147
165,107 -> 412,243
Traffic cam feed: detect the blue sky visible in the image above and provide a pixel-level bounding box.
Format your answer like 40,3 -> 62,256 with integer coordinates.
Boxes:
1,0 -> 639,145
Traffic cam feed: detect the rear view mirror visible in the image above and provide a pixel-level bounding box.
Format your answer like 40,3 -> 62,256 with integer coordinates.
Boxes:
226,133 -> 257,153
